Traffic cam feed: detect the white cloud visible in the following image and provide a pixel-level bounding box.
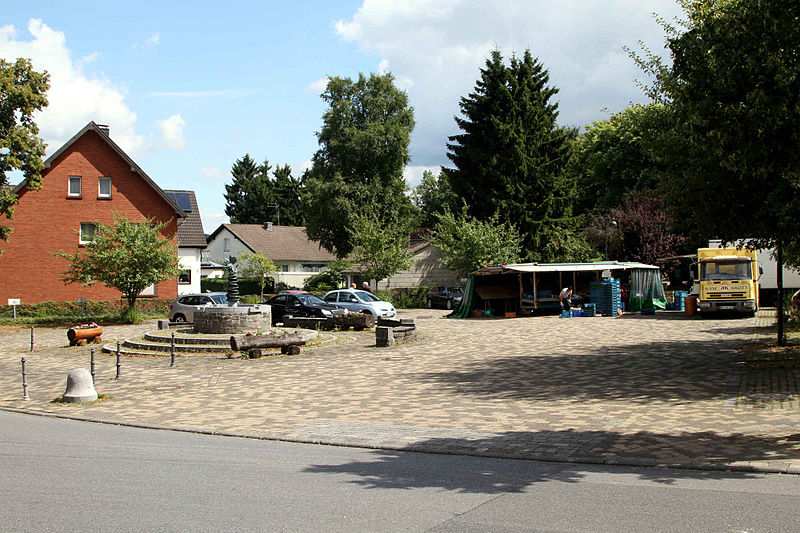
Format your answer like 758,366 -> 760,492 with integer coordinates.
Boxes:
156,113 -> 187,150
200,210 -> 229,234
130,32 -> 160,52
378,58 -> 390,74
0,19 -> 145,156
200,164 -> 226,183
308,77 -> 329,93
336,0 -> 684,167
403,165 -> 441,189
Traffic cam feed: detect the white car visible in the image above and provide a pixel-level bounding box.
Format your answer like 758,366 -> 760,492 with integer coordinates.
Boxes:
322,289 -> 396,318
169,292 -> 227,322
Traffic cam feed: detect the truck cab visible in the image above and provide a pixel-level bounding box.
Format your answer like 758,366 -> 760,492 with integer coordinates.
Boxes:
696,247 -> 758,316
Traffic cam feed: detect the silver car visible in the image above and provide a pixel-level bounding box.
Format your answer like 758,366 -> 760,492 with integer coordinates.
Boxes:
322,289 -> 396,318
169,292 -> 227,322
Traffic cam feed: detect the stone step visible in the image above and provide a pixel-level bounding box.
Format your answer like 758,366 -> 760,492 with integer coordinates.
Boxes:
144,331 -> 230,345
124,338 -> 231,354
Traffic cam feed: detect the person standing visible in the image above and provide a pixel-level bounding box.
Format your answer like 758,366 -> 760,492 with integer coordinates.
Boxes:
362,281 -> 372,293
559,286 -> 573,312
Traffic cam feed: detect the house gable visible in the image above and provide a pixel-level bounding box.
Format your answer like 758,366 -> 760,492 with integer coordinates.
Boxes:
0,123 -> 184,304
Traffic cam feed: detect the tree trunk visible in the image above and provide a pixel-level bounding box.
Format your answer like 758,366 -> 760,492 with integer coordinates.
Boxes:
777,241 -> 785,346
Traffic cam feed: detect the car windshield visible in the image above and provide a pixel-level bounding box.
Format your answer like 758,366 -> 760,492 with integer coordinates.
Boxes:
447,287 -> 463,294
701,260 -> 752,281
209,294 -> 228,305
355,290 -> 381,302
297,294 -> 326,305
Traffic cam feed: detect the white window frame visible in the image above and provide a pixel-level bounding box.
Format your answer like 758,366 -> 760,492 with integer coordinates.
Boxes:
98,177 -> 112,198
68,176 -> 82,197
79,223 -> 96,244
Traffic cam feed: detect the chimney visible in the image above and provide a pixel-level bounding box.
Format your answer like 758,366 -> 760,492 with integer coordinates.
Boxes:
96,124 -> 110,136
264,221 -> 274,231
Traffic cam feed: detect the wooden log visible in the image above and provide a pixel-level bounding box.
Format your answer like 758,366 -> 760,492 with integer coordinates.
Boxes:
334,313 -> 376,330
230,333 -> 307,352
280,345 -> 301,355
67,326 -> 103,344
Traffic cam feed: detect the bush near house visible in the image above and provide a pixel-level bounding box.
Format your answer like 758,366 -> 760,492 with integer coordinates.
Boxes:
0,298 -> 172,326
375,287 -> 430,309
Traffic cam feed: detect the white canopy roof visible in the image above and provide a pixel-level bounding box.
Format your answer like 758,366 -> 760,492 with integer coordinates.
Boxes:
473,261 -> 660,275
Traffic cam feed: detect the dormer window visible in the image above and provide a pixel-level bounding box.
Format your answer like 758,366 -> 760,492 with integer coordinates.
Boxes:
68,176 -> 82,197
98,177 -> 112,198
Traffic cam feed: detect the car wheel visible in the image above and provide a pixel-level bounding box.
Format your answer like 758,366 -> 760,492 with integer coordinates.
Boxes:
446,298 -> 453,310
173,313 -> 186,323
426,298 -> 433,309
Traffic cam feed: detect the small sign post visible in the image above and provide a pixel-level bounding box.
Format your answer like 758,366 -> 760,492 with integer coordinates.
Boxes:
8,299 -> 20,321
77,297 -> 86,318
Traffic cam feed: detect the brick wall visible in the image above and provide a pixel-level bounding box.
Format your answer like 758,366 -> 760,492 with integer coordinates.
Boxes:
0,129 -> 179,304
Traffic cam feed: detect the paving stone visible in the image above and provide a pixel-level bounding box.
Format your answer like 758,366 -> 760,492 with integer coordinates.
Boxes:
1,309 -> 799,473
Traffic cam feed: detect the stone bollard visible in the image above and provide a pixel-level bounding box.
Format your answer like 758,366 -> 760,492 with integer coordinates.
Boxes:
62,368 -> 98,403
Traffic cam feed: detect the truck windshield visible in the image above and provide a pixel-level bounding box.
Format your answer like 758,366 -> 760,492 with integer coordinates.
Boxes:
701,261 -> 752,281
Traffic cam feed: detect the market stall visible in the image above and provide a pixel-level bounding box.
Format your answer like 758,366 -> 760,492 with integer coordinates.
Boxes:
448,261 -> 665,318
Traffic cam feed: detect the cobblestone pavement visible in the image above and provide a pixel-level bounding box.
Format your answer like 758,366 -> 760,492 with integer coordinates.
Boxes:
2,310 -> 799,474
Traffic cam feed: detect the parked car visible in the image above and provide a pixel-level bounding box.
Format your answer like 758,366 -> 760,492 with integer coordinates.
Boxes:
322,289 -> 397,318
169,292 -> 227,322
427,285 -> 463,310
265,291 -> 345,325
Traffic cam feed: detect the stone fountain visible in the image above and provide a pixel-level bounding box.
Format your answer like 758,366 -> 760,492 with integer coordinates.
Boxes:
193,258 -> 272,334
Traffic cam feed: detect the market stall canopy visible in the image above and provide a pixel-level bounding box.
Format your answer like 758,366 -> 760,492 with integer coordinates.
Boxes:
472,261 -> 660,276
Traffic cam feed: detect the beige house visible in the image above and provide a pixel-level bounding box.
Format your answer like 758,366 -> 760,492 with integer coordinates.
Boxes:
346,240 -> 462,290
205,223 -> 337,287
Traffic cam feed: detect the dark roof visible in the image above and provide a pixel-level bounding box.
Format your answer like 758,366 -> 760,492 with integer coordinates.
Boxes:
164,190 -> 206,248
13,121 -> 184,218
209,224 -> 336,262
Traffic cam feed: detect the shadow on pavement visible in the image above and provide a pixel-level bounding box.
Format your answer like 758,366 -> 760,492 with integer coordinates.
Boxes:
413,336 -> 800,402
303,428 -> 800,494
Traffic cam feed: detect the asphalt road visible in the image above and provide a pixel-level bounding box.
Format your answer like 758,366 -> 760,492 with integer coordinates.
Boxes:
1,411 -> 799,532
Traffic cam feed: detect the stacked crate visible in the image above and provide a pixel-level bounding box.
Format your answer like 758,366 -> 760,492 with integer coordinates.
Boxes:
590,279 -> 622,316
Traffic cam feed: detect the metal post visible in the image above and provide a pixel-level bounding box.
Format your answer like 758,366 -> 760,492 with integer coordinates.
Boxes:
115,341 -> 121,380
90,348 -> 96,384
170,332 -> 176,367
21,357 -> 30,400
30,327 -> 34,352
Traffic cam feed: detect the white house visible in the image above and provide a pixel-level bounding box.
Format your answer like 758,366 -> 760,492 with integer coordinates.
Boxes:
205,223 -> 337,287
165,190 -> 206,295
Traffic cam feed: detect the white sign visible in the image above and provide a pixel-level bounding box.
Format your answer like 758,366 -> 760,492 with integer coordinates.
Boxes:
8,298 -> 20,305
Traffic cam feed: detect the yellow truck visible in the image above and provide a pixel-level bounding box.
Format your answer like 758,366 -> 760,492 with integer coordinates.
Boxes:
696,247 -> 759,316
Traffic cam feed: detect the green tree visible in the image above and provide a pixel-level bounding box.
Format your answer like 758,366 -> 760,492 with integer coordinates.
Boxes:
303,258 -> 352,293
238,251 -> 276,300
224,154 -> 275,224
1,58 -> 49,249
430,207 -> 523,276
637,0 -> 800,342
54,215 -> 179,321
350,211 -> 413,284
272,164 -> 306,226
444,50 -> 583,262
305,72 -> 415,256
411,170 -> 458,230
573,103 -> 675,212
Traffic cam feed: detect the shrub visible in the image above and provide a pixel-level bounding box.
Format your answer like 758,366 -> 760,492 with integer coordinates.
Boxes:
375,287 -> 431,309
200,277 -> 273,295
120,306 -> 141,324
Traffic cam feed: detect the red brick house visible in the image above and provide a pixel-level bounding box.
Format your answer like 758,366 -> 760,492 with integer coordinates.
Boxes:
0,122 -> 185,304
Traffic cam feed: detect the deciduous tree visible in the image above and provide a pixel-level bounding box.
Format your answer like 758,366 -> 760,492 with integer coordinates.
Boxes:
238,251 -> 276,300
54,215 -> 179,321
0,58 -> 49,250
305,73 -> 415,257
350,211 -> 412,285
430,207 -> 522,276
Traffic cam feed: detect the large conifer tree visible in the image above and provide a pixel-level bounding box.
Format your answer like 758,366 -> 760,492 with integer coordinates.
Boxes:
224,154 -> 275,224
445,50 -> 588,262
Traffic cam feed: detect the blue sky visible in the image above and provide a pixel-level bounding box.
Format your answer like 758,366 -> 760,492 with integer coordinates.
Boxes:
3,0 -> 683,233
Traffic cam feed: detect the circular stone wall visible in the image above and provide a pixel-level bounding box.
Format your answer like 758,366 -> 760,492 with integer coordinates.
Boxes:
193,305 -> 272,334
